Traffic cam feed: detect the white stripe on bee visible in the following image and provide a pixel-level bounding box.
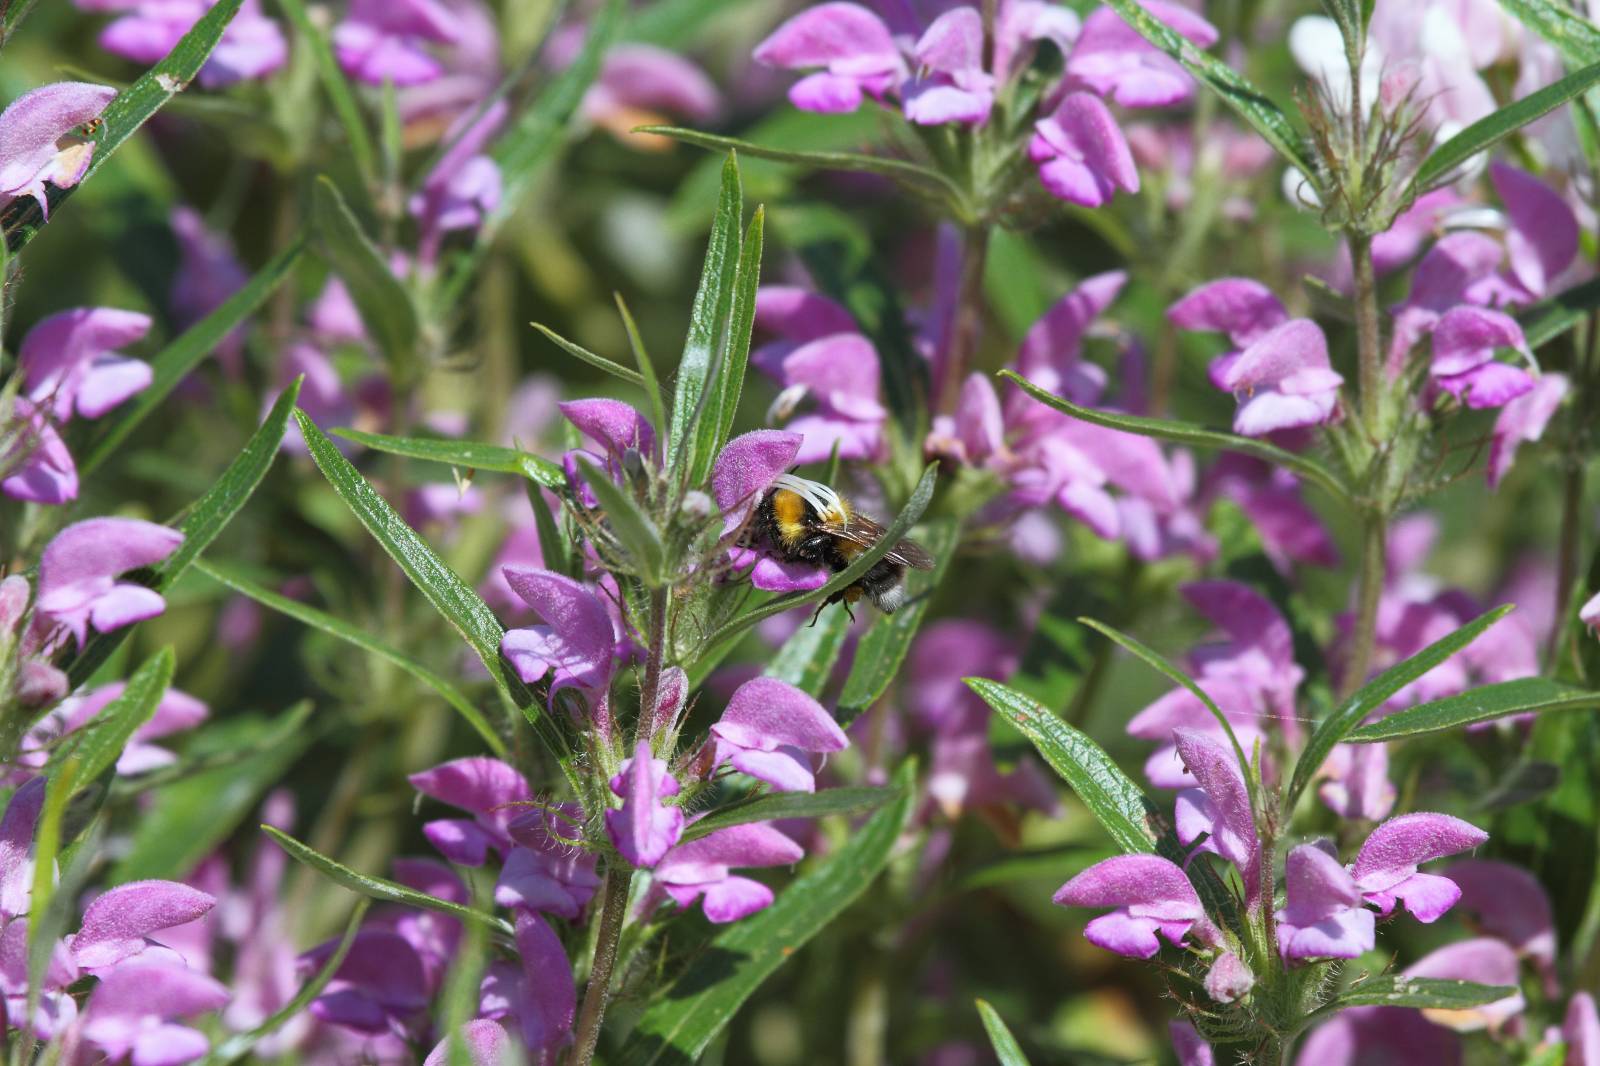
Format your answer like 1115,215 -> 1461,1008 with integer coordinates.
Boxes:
773,473 -> 848,523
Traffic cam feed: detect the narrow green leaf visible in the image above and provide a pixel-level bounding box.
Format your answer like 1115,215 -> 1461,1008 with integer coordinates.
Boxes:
528,482 -> 576,581
835,518 -> 958,726
111,705 -> 316,883
81,239 -> 304,476
1000,370 -> 1349,502
618,764 -> 915,1064
157,378 -> 303,580
49,648 -> 174,785
1519,276 -> 1600,349
616,293 -> 668,457
531,322 -> 645,386
2,0 -> 246,252
976,1000 -> 1033,1066
711,208 -> 765,458
1413,61 -> 1600,191
1077,617 -> 1253,801
26,761 -> 81,1052
293,411 -> 563,757
669,154 -> 742,479
1285,605 -> 1515,810
209,901 -> 371,1066
265,826 -> 514,936
67,378 -> 302,688
1346,677 -> 1600,742
332,427 -> 565,488
638,126 -> 965,203
681,786 -> 895,843
196,560 -> 504,754
575,458 -> 667,584
964,678 -> 1157,855
699,465 -> 939,650
1,0 -> 44,46
1091,0 -> 1315,176
488,0 -> 623,229
1310,975 -> 1516,1018
1496,0 -> 1600,69
763,603 -> 851,697
311,176 -> 419,378
273,0 -> 376,181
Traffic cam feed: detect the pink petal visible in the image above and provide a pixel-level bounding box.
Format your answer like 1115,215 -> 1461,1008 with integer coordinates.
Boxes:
1491,161 -> 1577,296
71,881 -> 216,970
712,430 -> 803,534
1488,372 -> 1567,488
753,3 -> 898,70
699,875 -> 776,923
714,676 -> 849,754
425,1019 -> 514,1066
1053,854 -> 1199,916
498,568 -> 615,692
1167,278 -> 1287,346
728,747 -> 817,792
409,756 -> 531,814
1430,305 -> 1528,376
557,398 -> 653,458
88,584 -> 168,633
1352,812 -> 1487,887
0,83 -> 117,199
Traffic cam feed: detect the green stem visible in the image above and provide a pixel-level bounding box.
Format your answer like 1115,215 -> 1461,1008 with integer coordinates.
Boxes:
1341,512 -> 1387,698
1349,233 -> 1382,434
570,865 -> 630,1066
639,585 -> 670,746
1548,460 -> 1585,669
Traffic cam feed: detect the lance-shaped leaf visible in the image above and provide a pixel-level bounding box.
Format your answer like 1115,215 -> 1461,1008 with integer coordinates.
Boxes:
1,0 -> 245,251
332,427 -> 565,488
1346,677 -> 1600,742
764,602 -> 851,697
641,126 -> 966,205
668,154 -> 742,481
836,519 -> 958,726
1284,605 -> 1515,810
66,381 -> 302,688
532,323 -> 644,386
999,370 -> 1349,502
1092,0 -> 1315,176
711,208 -> 764,463
48,646 -> 173,784
681,787 -> 895,843
1497,0 -> 1600,68
976,1000 -> 1034,1066
575,458 -> 667,585
1306,975 -> 1518,1021
312,176 -> 420,380
965,678 -> 1157,854
293,412 -> 565,759
617,293 -> 668,455
1411,61 -> 1600,193
618,763 -> 915,1064
265,826 -> 513,936
197,561 -> 503,754
81,240 -> 304,476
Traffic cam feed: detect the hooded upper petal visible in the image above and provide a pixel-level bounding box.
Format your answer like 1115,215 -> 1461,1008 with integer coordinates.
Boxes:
19,307 -> 153,421
70,881 -> 217,970
1030,92 -> 1139,207
1351,812 -> 1486,920
605,741 -> 683,868
1167,278 -> 1288,347
498,568 -> 616,692
712,430 -> 803,534
34,518 -> 182,646
1490,161 -> 1577,297
0,82 -> 117,208
1172,729 -> 1259,895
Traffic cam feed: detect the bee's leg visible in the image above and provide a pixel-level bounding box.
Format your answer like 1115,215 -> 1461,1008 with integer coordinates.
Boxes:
807,601 -> 826,627
841,600 -> 855,623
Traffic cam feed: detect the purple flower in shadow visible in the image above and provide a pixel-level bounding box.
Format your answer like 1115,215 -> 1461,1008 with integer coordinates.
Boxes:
650,823 -> 804,923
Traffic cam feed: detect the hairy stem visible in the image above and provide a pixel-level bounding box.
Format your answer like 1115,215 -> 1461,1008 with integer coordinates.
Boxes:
639,585 -> 670,744
570,865 -> 631,1066
1349,233 -> 1382,433
1341,512 -> 1387,697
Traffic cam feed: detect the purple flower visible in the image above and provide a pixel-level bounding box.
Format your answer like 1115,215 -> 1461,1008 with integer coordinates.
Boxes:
1449,859 -> 1556,989
495,805 -> 599,920
1317,742 -> 1396,822
68,880 -> 217,972
492,912 -> 577,1059
88,0 -> 287,88
752,291 -> 887,464
1029,92 -> 1139,206
605,741 -> 684,868
1294,1005 -> 1463,1065
1491,161 -> 1578,298
1170,1021 -> 1214,1066
409,756 -> 531,866
1488,372 -> 1567,487
1201,454 -> 1339,571
1350,812 -> 1487,921
78,963 -> 231,1064
1065,0 -> 1218,108
712,429 -> 804,536
577,41 -> 720,140
1275,842 -> 1373,960
1053,854 -> 1212,958
651,823 -> 804,923
1221,319 -> 1343,436
903,8 -> 994,126
1171,730 -> 1261,905
18,308 -> 152,422
303,929 -> 430,1034
2,398 -> 79,504
1168,277 -> 1288,351
170,206 -> 249,372
498,568 -> 617,696
409,100 -> 506,263
1429,305 -> 1534,409
333,0 -> 461,86
558,397 -> 656,502
426,1019 -> 515,1066
32,517 -> 183,648
710,676 -> 849,793
1567,994 -> 1600,1066
0,82 -> 117,216
752,3 -> 907,115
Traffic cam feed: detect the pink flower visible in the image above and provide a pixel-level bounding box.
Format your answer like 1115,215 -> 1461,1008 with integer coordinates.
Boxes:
498,569 -> 618,697
710,677 -> 849,793
87,0 -> 287,88
17,307 -> 153,422
605,741 -> 684,868
1,398 -> 79,505
1066,0 -> 1218,108
1171,729 -> 1261,901
1429,306 -> 1534,410
1488,371 -> 1567,487
1349,812 -> 1487,920
1275,842 -> 1374,960
78,963 -> 231,1064
0,82 -> 116,216
333,0 -> 460,86
1029,92 -> 1139,206
409,100 -> 506,263
33,518 -> 183,648
1053,854 -> 1212,958
650,823 -> 804,923
902,8 -> 995,126
752,3 -> 907,115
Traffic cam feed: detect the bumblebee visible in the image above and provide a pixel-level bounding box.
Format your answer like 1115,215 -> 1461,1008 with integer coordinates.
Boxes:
750,474 -> 935,615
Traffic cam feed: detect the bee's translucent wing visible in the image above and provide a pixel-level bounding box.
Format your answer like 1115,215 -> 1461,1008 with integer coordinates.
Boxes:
820,513 -> 937,570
